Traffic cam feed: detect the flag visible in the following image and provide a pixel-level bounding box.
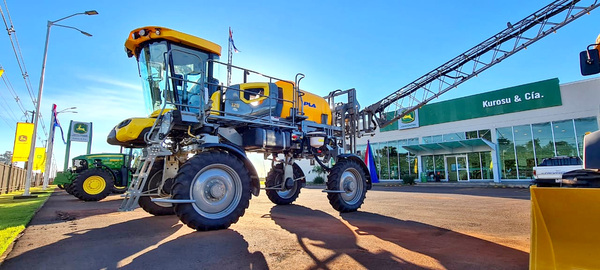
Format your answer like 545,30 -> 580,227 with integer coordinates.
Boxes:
52,104 -> 67,144
11,122 -> 34,162
229,27 -> 240,53
364,140 -> 380,183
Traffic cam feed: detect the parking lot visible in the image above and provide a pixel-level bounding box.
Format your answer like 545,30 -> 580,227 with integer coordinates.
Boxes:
1,185 -> 530,270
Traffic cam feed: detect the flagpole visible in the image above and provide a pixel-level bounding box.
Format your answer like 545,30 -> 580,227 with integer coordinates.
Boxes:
227,27 -> 233,88
42,105 -> 56,190
42,104 -> 76,189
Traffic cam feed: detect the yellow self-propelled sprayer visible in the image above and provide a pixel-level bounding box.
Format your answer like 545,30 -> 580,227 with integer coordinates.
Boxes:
108,0 -> 600,231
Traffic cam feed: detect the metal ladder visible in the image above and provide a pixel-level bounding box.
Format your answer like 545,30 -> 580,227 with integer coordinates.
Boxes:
118,142 -> 172,211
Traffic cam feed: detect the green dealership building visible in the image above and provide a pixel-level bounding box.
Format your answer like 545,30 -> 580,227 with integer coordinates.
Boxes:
355,77 -> 600,183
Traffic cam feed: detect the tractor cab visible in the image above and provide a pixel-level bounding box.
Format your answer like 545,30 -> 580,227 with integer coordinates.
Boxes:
125,26 -> 222,115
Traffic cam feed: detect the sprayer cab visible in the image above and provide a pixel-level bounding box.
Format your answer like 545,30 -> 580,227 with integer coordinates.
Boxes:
125,26 -> 222,114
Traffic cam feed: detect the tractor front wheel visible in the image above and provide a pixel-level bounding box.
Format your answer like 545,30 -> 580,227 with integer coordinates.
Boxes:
172,152 -> 252,231
265,163 -> 303,205
65,183 -> 75,195
111,185 -> 128,194
326,159 -> 368,212
71,168 -> 114,201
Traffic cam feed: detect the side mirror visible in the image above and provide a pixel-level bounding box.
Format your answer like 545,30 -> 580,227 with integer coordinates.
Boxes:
580,48 -> 600,76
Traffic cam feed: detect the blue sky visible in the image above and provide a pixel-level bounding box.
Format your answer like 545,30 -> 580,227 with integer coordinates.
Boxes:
0,0 -> 599,172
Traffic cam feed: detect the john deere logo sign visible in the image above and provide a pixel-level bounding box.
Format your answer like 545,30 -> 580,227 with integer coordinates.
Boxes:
401,111 -> 416,124
18,135 -> 27,142
70,121 -> 92,142
398,109 -> 419,130
74,123 -> 88,134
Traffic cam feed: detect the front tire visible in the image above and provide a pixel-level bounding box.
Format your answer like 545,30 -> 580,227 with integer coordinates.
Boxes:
138,160 -> 174,216
327,159 -> 368,212
265,163 -> 303,205
112,185 -> 128,194
172,152 -> 252,231
71,168 -> 114,201
65,183 -> 75,195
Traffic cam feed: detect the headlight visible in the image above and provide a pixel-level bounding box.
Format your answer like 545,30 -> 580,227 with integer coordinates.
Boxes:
72,159 -> 88,171
157,112 -> 173,138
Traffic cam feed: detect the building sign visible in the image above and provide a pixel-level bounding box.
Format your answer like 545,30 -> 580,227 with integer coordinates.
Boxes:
419,78 -> 562,126
70,121 -> 92,142
381,108 -> 420,132
398,109 -> 419,130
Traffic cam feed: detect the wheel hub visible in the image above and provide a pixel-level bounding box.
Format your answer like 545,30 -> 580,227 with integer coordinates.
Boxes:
83,176 -> 106,195
191,165 -> 241,218
284,177 -> 295,189
206,180 -> 227,200
343,179 -> 356,193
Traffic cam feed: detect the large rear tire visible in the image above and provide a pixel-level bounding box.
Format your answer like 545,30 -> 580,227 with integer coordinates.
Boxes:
138,160 -> 174,216
172,152 -> 252,231
71,168 -> 114,201
265,163 -> 303,205
327,159 -> 368,212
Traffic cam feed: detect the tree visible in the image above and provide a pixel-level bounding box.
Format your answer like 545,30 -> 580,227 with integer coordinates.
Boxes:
0,151 -> 12,165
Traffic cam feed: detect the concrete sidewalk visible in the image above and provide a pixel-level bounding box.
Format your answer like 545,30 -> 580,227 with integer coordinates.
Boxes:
373,180 -> 532,188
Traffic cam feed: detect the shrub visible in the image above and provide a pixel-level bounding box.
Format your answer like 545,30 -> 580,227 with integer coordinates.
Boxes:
313,176 -> 325,184
402,174 -> 416,185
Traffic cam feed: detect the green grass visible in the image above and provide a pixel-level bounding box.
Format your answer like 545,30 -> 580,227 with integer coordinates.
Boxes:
0,186 -> 54,257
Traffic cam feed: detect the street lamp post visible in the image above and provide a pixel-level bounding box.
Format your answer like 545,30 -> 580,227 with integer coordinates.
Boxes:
42,104 -> 76,190
21,10 -> 98,197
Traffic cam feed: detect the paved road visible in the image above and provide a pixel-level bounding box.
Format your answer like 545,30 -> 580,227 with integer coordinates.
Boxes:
1,186 -> 530,270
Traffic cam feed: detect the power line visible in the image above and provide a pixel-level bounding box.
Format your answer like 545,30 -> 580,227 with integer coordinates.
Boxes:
0,2 -> 47,139
0,89 -> 20,123
0,66 -> 29,117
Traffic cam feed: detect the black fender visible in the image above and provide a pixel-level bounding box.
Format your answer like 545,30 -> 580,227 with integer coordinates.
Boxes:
337,154 -> 372,190
201,143 -> 261,196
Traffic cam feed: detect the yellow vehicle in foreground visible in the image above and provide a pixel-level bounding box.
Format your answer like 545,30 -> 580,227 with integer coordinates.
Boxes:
108,0 -> 600,232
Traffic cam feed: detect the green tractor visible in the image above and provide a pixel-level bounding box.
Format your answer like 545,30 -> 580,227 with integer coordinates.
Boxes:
54,149 -> 140,201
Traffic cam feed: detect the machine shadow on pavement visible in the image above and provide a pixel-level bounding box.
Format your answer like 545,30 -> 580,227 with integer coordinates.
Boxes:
1,216 -> 181,270
271,205 -> 528,269
341,211 -> 529,269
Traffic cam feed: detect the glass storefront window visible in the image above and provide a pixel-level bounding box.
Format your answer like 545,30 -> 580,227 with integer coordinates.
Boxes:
389,141 -> 400,180
513,124 -> 535,179
479,129 -> 492,141
407,138 -> 419,145
468,152 -> 482,180
497,127 -> 517,179
466,131 -> 478,139
431,135 -> 443,143
378,142 -> 390,180
443,132 -> 466,142
532,122 -> 554,165
434,155 -> 445,179
422,155 -> 434,180
356,144 -> 366,159
480,152 -> 494,179
553,120 -> 577,157
575,117 -> 598,157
